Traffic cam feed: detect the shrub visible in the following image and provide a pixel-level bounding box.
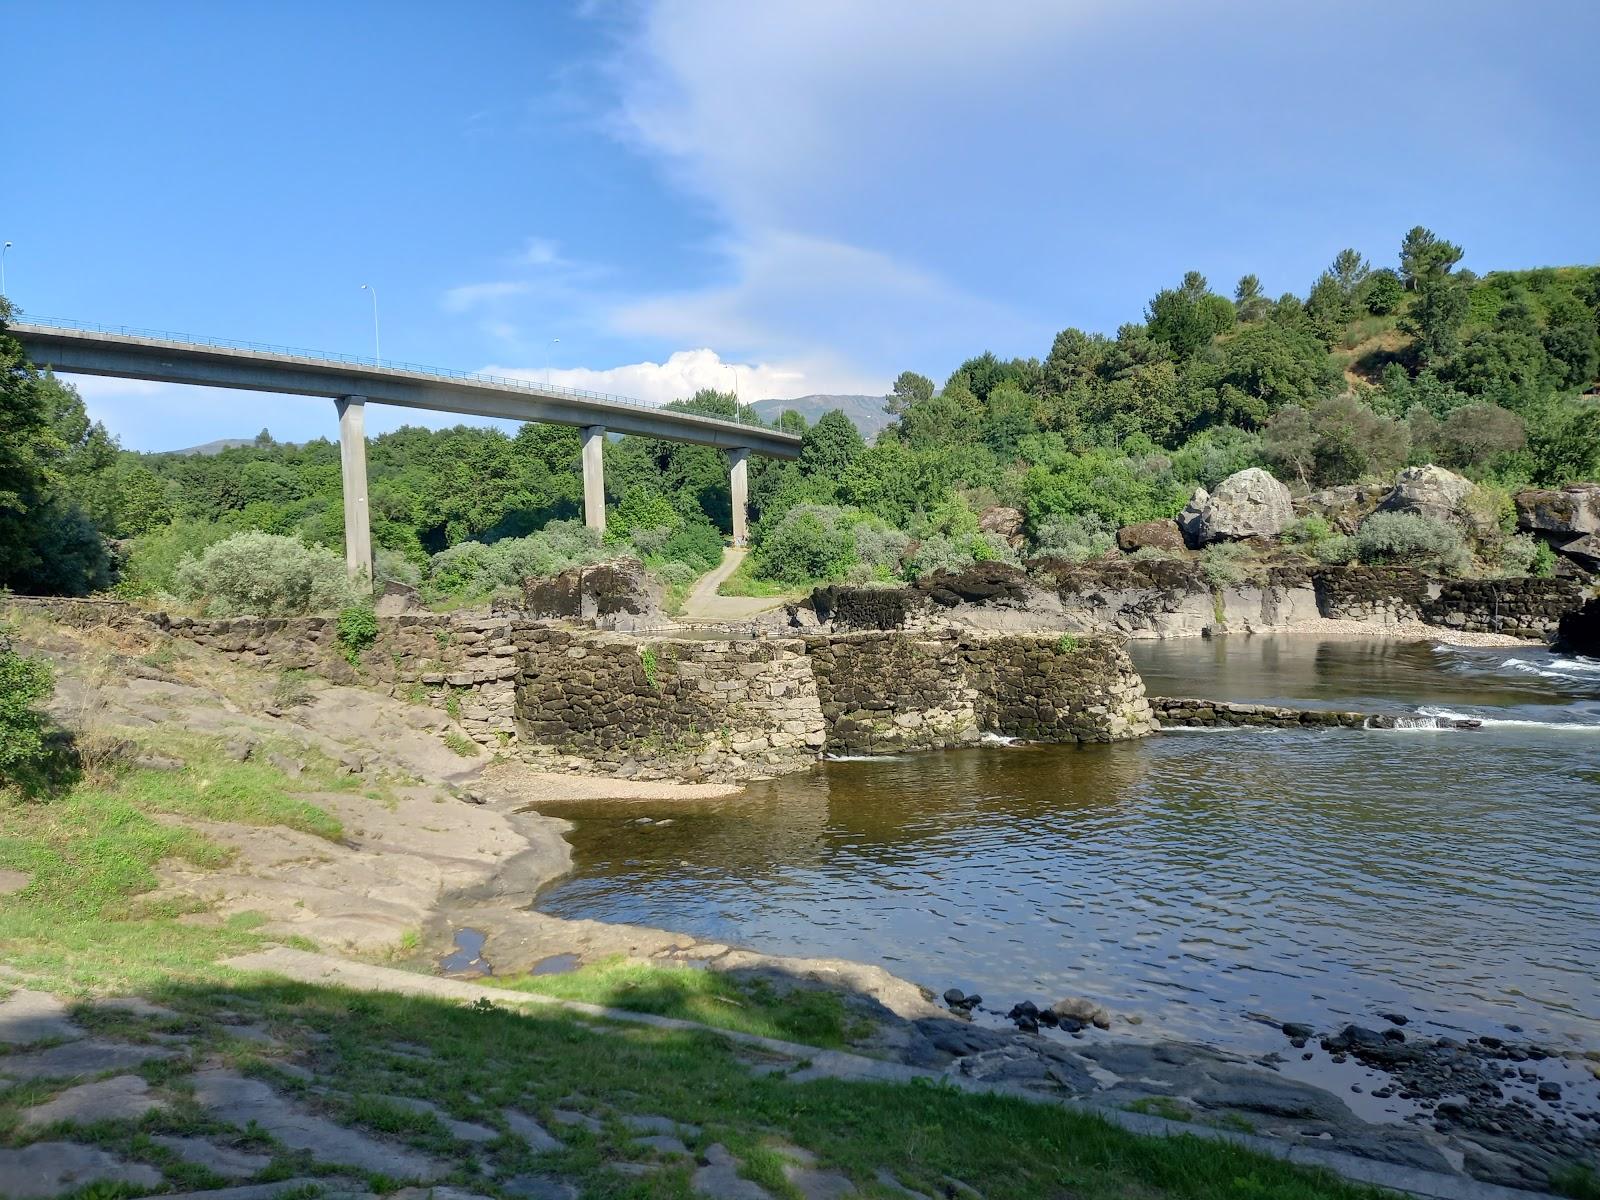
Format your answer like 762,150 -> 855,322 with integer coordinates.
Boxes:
1314,534 -> 1357,565
1032,513 -> 1115,562
852,521 -> 910,576
117,519 -> 241,597
1169,426 -> 1265,490
374,548 -> 422,589
0,625 -> 55,793
1351,513 -> 1469,573
1280,514 -> 1334,546
1200,541 -> 1254,586
425,520 -> 613,602
907,535 -> 977,579
171,531 -> 357,616
754,506 -> 858,584
660,514 -> 724,573
337,604 -> 379,665
651,561 -> 698,589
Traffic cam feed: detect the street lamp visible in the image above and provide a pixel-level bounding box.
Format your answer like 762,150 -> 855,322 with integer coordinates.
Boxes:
360,284 -> 381,365
546,338 -> 559,388
1,242 -> 12,297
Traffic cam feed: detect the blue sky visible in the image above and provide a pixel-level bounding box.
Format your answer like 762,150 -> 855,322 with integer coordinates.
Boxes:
3,0 -> 1597,451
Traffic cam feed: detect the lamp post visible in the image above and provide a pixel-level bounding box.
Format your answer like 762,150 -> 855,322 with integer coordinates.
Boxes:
1,242 -> 11,296
360,284 -> 381,366
546,338 -> 559,388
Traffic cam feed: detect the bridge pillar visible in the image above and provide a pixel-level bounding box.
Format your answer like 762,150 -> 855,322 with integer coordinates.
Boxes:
582,425 -> 606,534
729,447 -> 750,547
336,396 -> 373,586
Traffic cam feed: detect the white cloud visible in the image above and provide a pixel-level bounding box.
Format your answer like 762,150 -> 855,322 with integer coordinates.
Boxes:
441,281 -> 531,312
484,347 -> 882,407
521,237 -> 564,267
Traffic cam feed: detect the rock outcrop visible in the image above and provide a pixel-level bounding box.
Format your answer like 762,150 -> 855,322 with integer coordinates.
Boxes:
1297,483 -> 1385,534
1180,468 -> 1294,546
519,558 -> 662,630
1515,484 -> 1600,538
1376,464 -> 1476,527
1116,519 -> 1187,553
977,505 -> 1026,548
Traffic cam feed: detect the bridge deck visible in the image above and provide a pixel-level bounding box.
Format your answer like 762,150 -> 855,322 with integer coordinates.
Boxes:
10,320 -> 801,457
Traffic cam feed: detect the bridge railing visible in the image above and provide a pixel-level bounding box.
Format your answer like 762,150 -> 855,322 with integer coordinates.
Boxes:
15,315 -> 789,433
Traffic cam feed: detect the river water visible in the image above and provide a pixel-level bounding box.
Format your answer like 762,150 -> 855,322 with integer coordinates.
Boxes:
531,636 -> 1600,1061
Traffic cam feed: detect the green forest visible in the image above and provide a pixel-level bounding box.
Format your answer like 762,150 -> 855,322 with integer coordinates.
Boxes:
3,226 -> 1598,612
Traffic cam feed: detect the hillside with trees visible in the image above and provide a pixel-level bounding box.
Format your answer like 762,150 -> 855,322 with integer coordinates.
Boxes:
2,228 -> 1596,609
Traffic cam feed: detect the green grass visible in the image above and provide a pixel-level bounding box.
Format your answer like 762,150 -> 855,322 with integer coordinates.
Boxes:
442,730 -> 479,757
0,740 -> 346,994
714,556 -> 814,598
497,957 -> 871,1050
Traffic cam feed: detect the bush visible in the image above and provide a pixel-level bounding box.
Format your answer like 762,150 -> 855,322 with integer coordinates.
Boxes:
660,514 -> 725,573
374,548 -> 422,589
651,561 -> 698,589
1314,535 -> 1357,565
1350,513 -> 1469,573
0,626 -> 56,794
1200,541 -> 1254,586
1169,426 -> 1265,490
1032,513 -> 1115,562
852,521 -> 911,577
171,531 -> 358,616
117,519 -> 243,597
1280,514 -> 1334,546
337,604 -> 379,665
425,520 -> 613,602
755,506 -> 858,584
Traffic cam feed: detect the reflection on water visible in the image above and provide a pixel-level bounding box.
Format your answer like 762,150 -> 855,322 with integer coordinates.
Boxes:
532,636 -> 1600,1054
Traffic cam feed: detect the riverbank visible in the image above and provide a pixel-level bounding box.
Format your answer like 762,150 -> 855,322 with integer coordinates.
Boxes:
3,607 -> 1595,1197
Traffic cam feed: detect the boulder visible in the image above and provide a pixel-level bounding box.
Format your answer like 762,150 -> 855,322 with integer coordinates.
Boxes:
1297,483 -> 1385,535
977,505 -> 1026,547
1376,464 -> 1475,527
1515,484 -> 1600,537
375,581 -> 424,617
1189,469 -> 1294,546
1117,519 -> 1187,554
1176,488 -> 1208,547
1556,596 -> 1600,656
1558,533 -> 1600,572
519,558 -> 663,629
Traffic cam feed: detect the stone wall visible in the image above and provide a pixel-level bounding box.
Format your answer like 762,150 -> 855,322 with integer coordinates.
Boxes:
513,628 -> 1154,771
1420,578 -> 1584,640
512,627 -> 825,777
805,633 -> 978,753
1311,566 -> 1430,624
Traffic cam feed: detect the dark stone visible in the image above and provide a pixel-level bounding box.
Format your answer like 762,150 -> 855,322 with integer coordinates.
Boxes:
1381,1012 -> 1409,1026
1281,1022 -> 1315,1040
1538,1082 -> 1561,1102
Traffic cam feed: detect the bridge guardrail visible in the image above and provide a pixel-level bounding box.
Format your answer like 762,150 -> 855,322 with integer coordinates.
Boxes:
13,315 -> 792,434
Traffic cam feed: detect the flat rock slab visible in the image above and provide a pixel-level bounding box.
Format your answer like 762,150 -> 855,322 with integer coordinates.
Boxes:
784,1164 -> 857,1200
93,996 -> 182,1021
623,1112 -> 702,1137
23,1074 -> 167,1126
635,1133 -> 689,1156
0,1141 -> 163,1198
152,1134 -> 275,1179
503,1174 -> 579,1200
377,1094 -> 498,1142
1,1037 -> 175,1080
0,990 -> 83,1046
151,1182 -> 325,1200
550,1107 -> 601,1133
694,1144 -> 773,1200
0,868 -> 30,895
190,1068 -> 445,1180
503,1108 -> 560,1152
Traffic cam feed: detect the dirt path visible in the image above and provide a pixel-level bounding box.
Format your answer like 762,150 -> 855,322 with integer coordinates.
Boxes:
680,548 -> 795,621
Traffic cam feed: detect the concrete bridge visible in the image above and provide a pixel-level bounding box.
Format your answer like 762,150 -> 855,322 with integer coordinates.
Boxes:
11,319 -> 800,580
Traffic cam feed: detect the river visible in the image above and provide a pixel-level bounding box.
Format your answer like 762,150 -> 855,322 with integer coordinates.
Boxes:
530,635 -> 1600,1063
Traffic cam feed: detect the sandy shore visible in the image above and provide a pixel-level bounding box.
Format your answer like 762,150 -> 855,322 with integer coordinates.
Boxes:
1251,618 -> 1536,647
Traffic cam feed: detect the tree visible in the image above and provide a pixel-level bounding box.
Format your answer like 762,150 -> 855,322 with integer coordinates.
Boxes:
1146,273 -> 1236,359
799,410 -> 865,478
1306,272 -> 1352,344
1330,248 -> 1371,300
1361,269 -> 1404,315
1399,226 -> 1463,290
1403,276 -> 1470,365
1263,395 -> 1409,488
886,370 -> 933,417
1234,275 -> 1270,323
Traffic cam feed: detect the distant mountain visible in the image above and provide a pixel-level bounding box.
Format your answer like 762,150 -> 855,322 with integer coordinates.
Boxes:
749,394 -> 893,439
165,437 -> 301,456
167,438 -> 259,456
